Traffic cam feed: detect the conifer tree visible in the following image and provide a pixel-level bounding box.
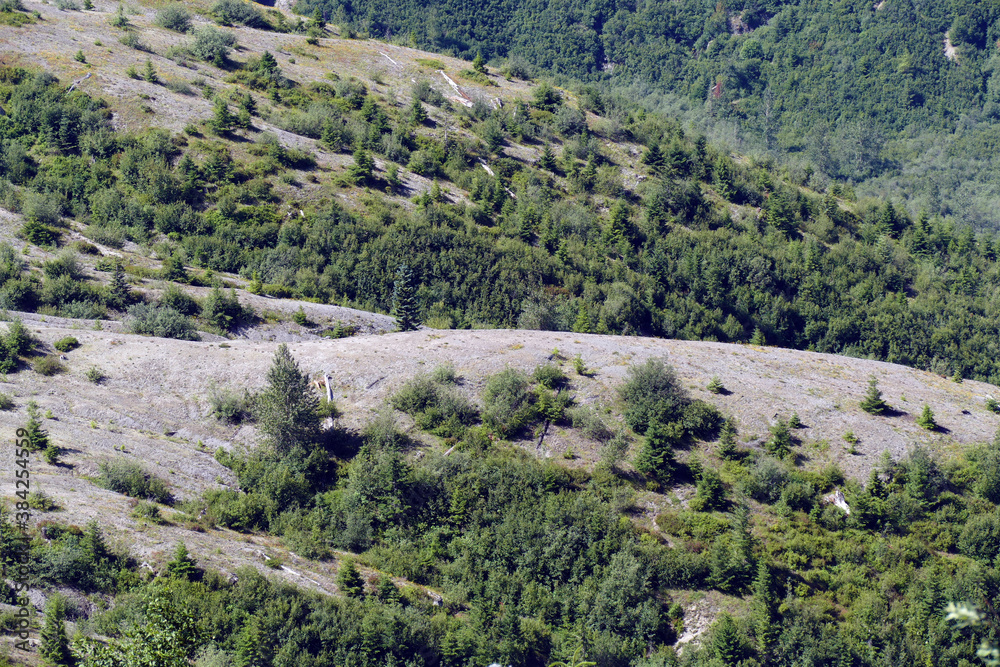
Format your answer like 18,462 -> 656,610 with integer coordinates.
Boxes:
253,344 -> 320,453
105,261 -> 131,310
409,96 -> 427,125
750,327 -> 765,345
143,59 -> 157,84
917,404 -> 936,430
347,145 -> 374,184
392,264 -> 419,332
167,542 -> 197,580
40,595 -> 72,667
240,92 -> 257,116
473,50 -> 486,73
641,143 -> 664,171
538,143 -> 557,172
718,418 -> 738,460
634,421 -> 680,485
210,97 -> 234,135
751,560 -> 779,657
766,419 -> 792,458
336,559 -> 364,597
573,302 -> 591,333
310,7 -> 325,29
24,415 -> 49,453
860,375 -> 889,415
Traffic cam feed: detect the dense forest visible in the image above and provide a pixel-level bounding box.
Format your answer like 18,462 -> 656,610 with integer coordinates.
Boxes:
298,0 -> 1000,225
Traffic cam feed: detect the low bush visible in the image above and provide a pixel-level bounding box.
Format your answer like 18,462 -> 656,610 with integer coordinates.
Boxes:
125,303 -> 198,340
33,356 -> 65,376
98,459 -> 173,504
53,336 -> 79,352
153,4 -> 191,32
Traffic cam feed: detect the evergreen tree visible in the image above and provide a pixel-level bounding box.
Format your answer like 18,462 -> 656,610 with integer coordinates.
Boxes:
310,7 -> 325,28
166,542 -> 197,580
641,143 -> 664,171
718,418 -> 738,460
573,302 -> 591,333
336,559 -> 364,597
766,420 -> 792,458
347,145 -> 374,184
860,375 -> 889,415
751,560 -> 779,658
240,92 -> 257,116
634,421 -> 680,484
40,595 -> 72,667
210,97 -> 234,135
24,415 -> 49,452
409,96 -> 427,124
750,327 -> 765,345
253,344 -> 321,453
43,442 -> 60,465
917,404 -> 936,430
710,613 -> 745,664
538,143 -> 557,171
707,376 -> 725,394
691,467 -> 727,511
392,264 -> 419,332
105,261 -> 132,310
143,59 -> 157,84
473,50 -> 486,73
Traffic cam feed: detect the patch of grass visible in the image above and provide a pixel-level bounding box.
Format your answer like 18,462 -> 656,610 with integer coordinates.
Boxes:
415,58 -> 445,70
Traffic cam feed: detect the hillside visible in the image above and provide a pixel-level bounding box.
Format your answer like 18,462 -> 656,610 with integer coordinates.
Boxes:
0,1 -> 998,666
304,0 -> 1000,226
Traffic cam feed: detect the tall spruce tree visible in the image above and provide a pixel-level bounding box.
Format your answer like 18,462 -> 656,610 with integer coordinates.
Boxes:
253,344 -> 320,453
392,265 -> 419,332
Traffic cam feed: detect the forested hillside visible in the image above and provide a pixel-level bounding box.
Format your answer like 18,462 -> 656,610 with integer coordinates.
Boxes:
0,1 -> 1000,666
301,0 -> 1000,225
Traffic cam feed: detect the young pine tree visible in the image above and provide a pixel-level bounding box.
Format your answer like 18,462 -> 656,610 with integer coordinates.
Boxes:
40,595 -> 72,667
336,559 -> 364,597
860,375 -> 889,415
392,265 -> 419,332
409,97 -> 427,125
766,420 -> 792,458
538,143 -> 557,172
718,418 -> 739,460
210,97 -> 234,135
472,50 -> 486,73
751,560 -> 779,658
634,421 -> 681,485
917,404 -> 937,430
166,542 -> 197,580
105,261 -> 132,310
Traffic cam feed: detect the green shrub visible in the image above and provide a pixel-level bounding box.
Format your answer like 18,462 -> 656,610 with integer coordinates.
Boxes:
98,459 -> 173,504
33,356 -> 65,376
619,357 -> 688,434
189,26 -> 238,63
85,366 -> 106,384
159,284 -> 200,316
212,0 -> 266,28
153,4 -> 191,32
131,500 -> 163,522
208,382 -> 246,423
125,303 -> 198,340
26,490 -> 55,510
53,336 -> 79,352
201,286 -> 251,331
431,362 -> 457,384
481,368 -> 535,436
532,363 -> 566,389
0,393 -> 13,410
957,511 -> 1000,564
